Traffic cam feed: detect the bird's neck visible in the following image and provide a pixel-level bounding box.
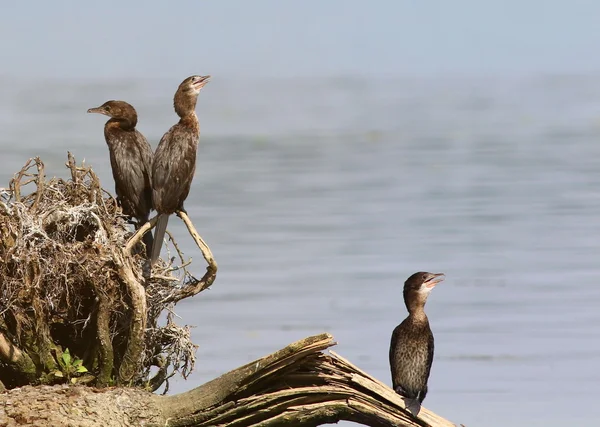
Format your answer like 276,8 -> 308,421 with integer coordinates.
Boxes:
106,118 -> 135,131
405,293 -> 428,321
178,112 -> 199,132
174,91 -> 198,119
408,307 -> 428,323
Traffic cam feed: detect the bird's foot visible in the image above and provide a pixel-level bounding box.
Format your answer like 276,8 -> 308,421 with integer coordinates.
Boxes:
404,398 -> 422,416
394,386 -> 407,395
393,387 -> 422,416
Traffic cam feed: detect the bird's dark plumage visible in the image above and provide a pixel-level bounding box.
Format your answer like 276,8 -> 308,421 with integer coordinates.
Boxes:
151,75 -> 210,265
389,271 -> 444,404
88,100 -> 154,257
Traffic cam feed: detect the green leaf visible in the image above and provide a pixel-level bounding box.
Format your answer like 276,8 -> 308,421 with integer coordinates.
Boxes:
73,359 -> 82,367
62,349 -> 71,366
76,365 -> 88,373
53,370 -> 63,378
71,377 -> 77,384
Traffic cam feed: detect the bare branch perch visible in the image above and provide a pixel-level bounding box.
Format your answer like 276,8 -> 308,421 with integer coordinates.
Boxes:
125,215 -> 158,256
158,333 -> 456,427
177,210 -> 217,270
147,210 -> 218,305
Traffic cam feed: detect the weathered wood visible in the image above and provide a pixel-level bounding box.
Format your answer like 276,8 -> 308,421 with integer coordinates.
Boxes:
0,334 -> 458,426
124,215 -> 159,256
0,385 -> 162,426
177,211 -> 216,270
0,333 -> 37,385
159,333 -> 335,424
114,248 -> 147,384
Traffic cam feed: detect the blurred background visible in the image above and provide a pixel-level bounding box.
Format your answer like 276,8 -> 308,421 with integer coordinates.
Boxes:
2,1 -> 600,425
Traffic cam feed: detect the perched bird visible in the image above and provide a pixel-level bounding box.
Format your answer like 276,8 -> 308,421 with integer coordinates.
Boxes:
151,75 -> 210,265
389,272 -> 445,404
87,100 -> 154,256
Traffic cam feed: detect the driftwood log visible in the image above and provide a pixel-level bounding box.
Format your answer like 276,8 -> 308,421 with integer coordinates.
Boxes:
0,156 -> 459,426
0,334 -> 457,426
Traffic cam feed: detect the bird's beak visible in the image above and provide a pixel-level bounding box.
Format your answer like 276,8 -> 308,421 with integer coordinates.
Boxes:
425,273 -> 445,289
193,75 -> 211,89
87,107 -> 106,115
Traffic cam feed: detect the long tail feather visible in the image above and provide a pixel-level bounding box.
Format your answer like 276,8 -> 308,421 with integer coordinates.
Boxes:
142,226 -> 154,259
151,214 -> 169,265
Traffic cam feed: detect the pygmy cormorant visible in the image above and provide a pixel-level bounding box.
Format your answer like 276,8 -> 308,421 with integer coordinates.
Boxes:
389,271 -> 445,404
150,75 -> 210,265
87,100 -> 154,256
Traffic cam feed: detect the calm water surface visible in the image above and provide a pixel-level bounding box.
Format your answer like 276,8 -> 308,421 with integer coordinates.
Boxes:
1,75 -> 600,426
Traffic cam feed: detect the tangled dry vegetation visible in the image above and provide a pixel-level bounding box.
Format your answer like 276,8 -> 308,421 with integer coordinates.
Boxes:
0,154 -> 217,392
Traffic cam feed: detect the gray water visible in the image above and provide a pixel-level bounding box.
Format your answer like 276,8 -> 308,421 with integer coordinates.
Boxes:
2,75 -> 600,426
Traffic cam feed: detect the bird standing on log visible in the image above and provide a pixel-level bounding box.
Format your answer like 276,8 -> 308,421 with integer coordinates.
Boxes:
150,75 -> 210,265
389,271 -> 445,404
87,100 -> 154,257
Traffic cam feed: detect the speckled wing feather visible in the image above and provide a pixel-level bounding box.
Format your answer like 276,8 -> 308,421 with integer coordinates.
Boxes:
150,120 -> 199,265
389,322 -> 407,393
106,128 -> 153,222
423,330 -> 434,401
151,123 -> 198,215
389,318 -> 434,403
133,129 -> 153,220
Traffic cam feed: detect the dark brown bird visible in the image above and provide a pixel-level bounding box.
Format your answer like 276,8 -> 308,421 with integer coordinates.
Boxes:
87,100 -> 154,256
389,272 -> 445,404
151,75 -> 210,265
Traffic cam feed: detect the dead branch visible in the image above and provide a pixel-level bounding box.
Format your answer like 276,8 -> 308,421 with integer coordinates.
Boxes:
125,215 -> 158,256
126,210 -> 218,307
114,249 -> 148,384
157,333 -> 457,427
30,157 -> 45,212
137,210 -> 218,307
146,210 -> 218,305
177,211 -> 217,269
165,230 -> 193,271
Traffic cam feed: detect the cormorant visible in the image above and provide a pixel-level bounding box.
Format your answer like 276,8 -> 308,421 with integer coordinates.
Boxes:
389,271 -> 445,404
87,100 -> 154,256
150,75 -> 210,265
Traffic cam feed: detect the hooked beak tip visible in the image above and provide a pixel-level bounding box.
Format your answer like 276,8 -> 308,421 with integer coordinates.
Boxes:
426,273 -> 445,288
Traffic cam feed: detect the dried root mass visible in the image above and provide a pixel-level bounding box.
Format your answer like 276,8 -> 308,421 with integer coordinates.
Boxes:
0,153 -> 214,391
